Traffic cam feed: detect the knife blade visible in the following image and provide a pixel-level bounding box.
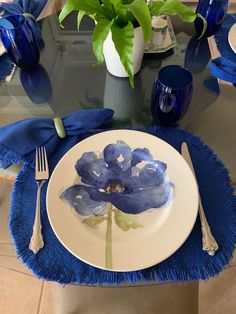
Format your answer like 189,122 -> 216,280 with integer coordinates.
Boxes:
181,142 -> 219,256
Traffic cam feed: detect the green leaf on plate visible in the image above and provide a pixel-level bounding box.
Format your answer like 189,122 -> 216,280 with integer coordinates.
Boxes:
82,215 -> 107,229
114,208 -> 143,231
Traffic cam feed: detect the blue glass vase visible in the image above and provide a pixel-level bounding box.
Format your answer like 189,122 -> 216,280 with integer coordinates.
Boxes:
0,15 -> 40,69
195,0 -> 229,37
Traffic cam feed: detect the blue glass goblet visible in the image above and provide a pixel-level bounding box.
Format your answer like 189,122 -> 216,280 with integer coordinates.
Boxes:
194,0 -> 229,37
151,65 -> 193,125
0,15 -> 40,69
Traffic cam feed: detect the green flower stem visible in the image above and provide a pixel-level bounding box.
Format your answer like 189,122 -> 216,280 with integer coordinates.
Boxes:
105,203 -> 113,269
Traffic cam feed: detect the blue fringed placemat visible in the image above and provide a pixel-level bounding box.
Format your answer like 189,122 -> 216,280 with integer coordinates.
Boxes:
214,13 -> 236,63
9,126 -> 236,285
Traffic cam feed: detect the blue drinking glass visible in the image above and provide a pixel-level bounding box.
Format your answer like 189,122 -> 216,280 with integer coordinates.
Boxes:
0,15 -> 40,69
194,0 -> 229,37
151,65 -> 193,125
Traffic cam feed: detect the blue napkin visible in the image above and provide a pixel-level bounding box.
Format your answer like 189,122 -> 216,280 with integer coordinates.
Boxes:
0,109 -> 114,169
210,57 -> 236,84
0,0 -> 47,43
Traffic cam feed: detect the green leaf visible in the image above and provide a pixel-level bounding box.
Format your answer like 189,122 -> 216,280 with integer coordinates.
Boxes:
124,0 -> 152,41
59,0 -> 76,25
92,18 -> 114,65
77,10 -> 85,30
111,21 -> 134,87
196,13 -> 207,39
114,208 -> 143,231
101,0 -> 116,19
82,215 -> 107,229
149,0 -> 197,22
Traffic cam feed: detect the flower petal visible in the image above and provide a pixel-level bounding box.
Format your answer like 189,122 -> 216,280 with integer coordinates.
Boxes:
131,147 -> 153,166
75,152 -> 110,189
103,140 -> 132,172
60,185 -> 107,216
108,180 -> 174,214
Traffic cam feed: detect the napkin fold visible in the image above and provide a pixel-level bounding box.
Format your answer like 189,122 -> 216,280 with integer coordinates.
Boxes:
210,57 -> 236,84
0,109 -> 114,169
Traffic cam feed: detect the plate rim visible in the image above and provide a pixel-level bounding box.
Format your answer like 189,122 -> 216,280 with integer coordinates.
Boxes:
46,129 -> 199,272
228,23 -> 236,54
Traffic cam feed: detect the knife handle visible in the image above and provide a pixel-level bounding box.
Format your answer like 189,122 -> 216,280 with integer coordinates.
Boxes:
199,199 -> 219,256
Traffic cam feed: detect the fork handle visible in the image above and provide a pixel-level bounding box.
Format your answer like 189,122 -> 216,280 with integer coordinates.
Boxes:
199,199 -> 219,256
29,181 -> 45,253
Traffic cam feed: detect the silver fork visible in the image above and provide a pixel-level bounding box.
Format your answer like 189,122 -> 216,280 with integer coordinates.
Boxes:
29,147 -> 49,254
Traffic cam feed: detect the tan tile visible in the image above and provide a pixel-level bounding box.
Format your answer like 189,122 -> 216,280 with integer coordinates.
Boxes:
0,181 -> 13,244
39,282 -> 55,314
230,249 -> 236,267
0,243 -> 16,256
0,267 -> 43,314
0,255 -> 33,276
52,282 -> 199,314
199,265 -> 236,314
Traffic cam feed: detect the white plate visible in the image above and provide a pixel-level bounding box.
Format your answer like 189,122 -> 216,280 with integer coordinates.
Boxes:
228,23 -> 236,54
46,130 -> 198,272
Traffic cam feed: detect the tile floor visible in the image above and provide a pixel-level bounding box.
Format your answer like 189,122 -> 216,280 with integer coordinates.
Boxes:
1,182 -> 236,314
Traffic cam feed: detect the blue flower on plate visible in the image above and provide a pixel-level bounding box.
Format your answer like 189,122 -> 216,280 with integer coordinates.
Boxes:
61,140 -> 174,216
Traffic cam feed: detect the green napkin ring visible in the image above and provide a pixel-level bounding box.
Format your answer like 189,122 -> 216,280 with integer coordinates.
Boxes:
53,117 -> 66,139
22,13 -> 36,20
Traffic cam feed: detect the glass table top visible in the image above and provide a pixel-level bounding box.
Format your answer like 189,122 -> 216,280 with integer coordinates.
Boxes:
0,14 -> 236,181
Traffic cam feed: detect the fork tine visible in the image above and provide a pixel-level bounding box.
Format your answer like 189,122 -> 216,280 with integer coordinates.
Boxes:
43,147 -> 48,172
39,147 -> 42,171
40,147 -> 45,171
35,147 -> 39,172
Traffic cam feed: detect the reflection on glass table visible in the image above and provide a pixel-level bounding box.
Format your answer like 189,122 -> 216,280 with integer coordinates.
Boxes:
103,71 -> 144,126
20,64 -> 52,104
0,14 -> 228,128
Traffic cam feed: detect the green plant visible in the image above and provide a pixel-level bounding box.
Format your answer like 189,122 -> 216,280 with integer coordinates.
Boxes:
59,0 -> 206,87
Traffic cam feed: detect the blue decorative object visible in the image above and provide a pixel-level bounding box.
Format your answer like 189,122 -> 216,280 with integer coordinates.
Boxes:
3,125 -> 236,284
0,109 -> 114,169
185,35 -> 211,73
20,64 -> 52,104
151,65 -> 193,125
62,141 -> 173,215
194,0 -> 229,37
0,15 -> 40,68
0,0 -> 47,43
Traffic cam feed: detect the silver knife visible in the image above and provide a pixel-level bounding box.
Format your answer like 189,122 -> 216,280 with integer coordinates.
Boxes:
181,142 -> 219,256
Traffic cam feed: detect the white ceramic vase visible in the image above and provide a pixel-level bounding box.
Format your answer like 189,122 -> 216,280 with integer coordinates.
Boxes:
103,26 -> 145,78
